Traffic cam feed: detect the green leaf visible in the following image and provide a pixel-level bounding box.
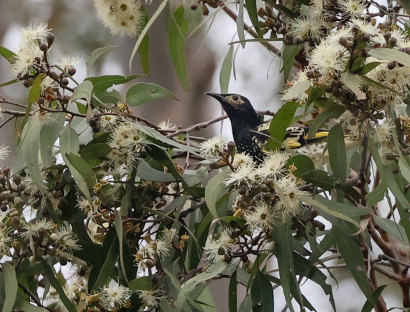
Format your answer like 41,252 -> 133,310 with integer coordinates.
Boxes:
1,263 -> 17,312
307,104 -> 344,139
40,113 -> 66,167
281,44 -> 303,82
302,170 -> 335,190
14,295 -> 46,312
129,0 -> 167,70
228,271 -> 237,312
90,239 -> 118,292
114,211 -> 128,284
301,195 -> 362,227
0,79 -> 18,87
250,270 -> 274,312
285,155 -> 315,178
29,74 -> 45,104
354,61 -> 381,75
71,80 -> 93,104
136,159 -> 175,182
0,45 -> 16,63
368,48 -> 410,67
236,0 -> 245,48
169,6 -> 190,91
86,75 -> 139,94
239,295 -> 252,312
361,285 -> 387,312
128,277 -> 152,290
272,223 -> 300,312
60,127 -> 91,199
293,253 -> 335,311
341,72 -> 366,100
134,123 -> 200,155
19,118 -> 48,193
334,222 -> 373,301
126,82 -> 178,106
328,124 -> 347,183
374,216 -> 408,244
367,181 -> 387,207
41,259 -> 77,312
371,143 -> 410,239
220,45 -> 234,94
78,143 -> 111,162
22,73 -> 45,130
266,101 -> 299,150
204,168 -> 230,218
138,35 -> 150,75
245,0 -> 262,36
306,85 -> 327,107
65,153 -> 96,189
86,46 -> 118,75
281,80 -> 311,101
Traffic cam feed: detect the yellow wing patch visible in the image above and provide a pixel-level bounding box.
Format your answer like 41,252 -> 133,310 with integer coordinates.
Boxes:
304,131 -> 329,140
283,137 -> 302,149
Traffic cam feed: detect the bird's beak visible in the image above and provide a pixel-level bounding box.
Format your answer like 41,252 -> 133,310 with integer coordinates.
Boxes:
206,92 -> 223,101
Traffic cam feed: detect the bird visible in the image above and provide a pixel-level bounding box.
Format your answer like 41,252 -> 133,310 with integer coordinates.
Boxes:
206,92 -> 330,164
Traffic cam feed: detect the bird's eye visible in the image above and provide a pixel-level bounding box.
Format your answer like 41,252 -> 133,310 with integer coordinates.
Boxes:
232,96 -> 239,101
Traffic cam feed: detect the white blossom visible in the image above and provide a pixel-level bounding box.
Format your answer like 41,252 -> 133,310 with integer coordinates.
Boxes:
244,200 -> 278,231
100,280 -> 131,309
309,41 -> 349,76
290,15 -> 326,41
137,289 -> 164,308
204,228 -> 236,262
0,226 -> 12,257
349,18 -> 379,36
93,0 -> 147,37
274,176 -> 308,222
338,0 -> 367,18
200,135 -> 227,160
51,225 -> 81,252
232,153 -> 254,168
256,151 -> 289,181
20,23 -> 51,47
0,145 -> 10,162
374,121 -> 394,144
11,43 -> 42,75
225,162 -> 256,187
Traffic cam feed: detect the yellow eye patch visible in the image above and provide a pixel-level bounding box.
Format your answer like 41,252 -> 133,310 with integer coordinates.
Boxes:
225,95 -> 245,108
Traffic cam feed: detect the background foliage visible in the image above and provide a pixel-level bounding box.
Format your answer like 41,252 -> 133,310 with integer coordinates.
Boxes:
0,0 -> 409,311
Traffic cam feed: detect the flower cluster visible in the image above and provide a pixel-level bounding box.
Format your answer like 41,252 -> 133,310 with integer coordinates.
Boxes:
93,0 -> 148,37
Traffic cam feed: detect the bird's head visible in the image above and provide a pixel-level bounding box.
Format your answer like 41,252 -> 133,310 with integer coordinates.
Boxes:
206,92 -> 260,128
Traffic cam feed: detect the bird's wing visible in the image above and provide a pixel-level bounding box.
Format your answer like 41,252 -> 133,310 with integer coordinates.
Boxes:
253,125 -> 330,150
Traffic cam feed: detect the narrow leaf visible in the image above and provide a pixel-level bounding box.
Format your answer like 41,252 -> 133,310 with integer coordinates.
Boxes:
114,211 -> 128,283
245,0 -> 262,36
0,46 -> 16,63
250,270 -> 274,312
220,45 -> 234,93
328,124 -> 347,183
169,6 -> 190,90
368,48 -> 410,67
1,263 -> 17,312
86,46 -> 118,75
129,0 -> 167,70
204,168 -> 230,218
126,82 -> 178,106
307,104 -> 344,139
138,35 -> 150,75
228,271 -> 238,312
236,0 -> 245,48
41,259 -> 77,312
86,75 -> 139,94
71,80 -> 93,104
266,101 -> 299,150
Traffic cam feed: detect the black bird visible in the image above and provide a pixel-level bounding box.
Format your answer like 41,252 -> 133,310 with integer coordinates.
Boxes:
206,92 -> 330,164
